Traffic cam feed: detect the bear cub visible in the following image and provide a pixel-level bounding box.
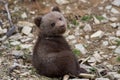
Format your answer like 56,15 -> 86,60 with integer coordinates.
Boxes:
32,6 -> 87,78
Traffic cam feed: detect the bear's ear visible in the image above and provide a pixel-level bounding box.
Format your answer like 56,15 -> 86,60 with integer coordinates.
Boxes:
34,16 -> 42,27
52,6 -> 61,12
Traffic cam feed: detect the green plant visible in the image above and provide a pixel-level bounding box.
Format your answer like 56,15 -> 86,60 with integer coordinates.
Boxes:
0,52 -> 3,56
89,67 -> 97,73
116,40 -> 120,46
96,15 -> 105,21
72,19 -> 79,25
81,15 -> 92,21
73,49 -> 81,56
116,56 -> 120,62
16,45 -> 21,50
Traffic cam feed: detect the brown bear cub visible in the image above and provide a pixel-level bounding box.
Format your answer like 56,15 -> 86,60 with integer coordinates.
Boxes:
32,6 -> 87,78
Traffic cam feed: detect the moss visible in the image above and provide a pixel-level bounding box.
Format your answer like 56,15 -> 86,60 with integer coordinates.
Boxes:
81,15 -> 92,21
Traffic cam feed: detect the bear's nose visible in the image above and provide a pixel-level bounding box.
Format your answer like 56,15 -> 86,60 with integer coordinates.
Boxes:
60,25 -> 65,28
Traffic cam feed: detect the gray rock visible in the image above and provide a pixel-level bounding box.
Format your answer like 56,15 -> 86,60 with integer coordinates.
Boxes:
116,30 -> 120,36
108,72 -> 120,79
108,46 -> 117,49
21,12 -> 27,19
75,44 -> 87,54
20,44 -> 32,49
91,30 -> 104,39
56,0 -> 69,5
105,5 -> 112,10
22,26 -> 32,35
10,41 -> 21,46
114,74 -> 120,79
69,79 -> 89,80
93,16 -> 100,24
88,57 -> 96,63
95,78 -> 109,80
110,23 -> 117,28
102,41 -> 109,46
0,27 -> 7,34
66,35 -> 75,40
109,17 -> 118,22
114,46 -> 120,54
112,0 -> 120,7
11,50 -> 24,57
111,8 -> 119,14
93,52 -> 103,62
83,24 -> 92,32
17,21 -> 34,27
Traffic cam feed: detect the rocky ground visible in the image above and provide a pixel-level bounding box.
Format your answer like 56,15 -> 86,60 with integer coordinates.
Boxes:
0,0 -> 120,80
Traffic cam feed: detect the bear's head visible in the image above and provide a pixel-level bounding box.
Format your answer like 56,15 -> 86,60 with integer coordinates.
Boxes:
34,6 -> 67,36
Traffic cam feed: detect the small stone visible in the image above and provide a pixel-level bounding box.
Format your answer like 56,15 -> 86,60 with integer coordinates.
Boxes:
85,35 -> 90,40
98,7 -> 103,10
93,16 -> 100,24
56,0 -> 69,5
114,46 -> 120,54
113,74 -> 120,79
21,12 -> 27,19
80,0 -> 88,3
17,21 -> 34,27
112,0 -> 120,7
106,64 -> 113,70
110,23 -> 117,28
108,46 -> 117,49
20,37 -> 32,42
83,24 -> 92,32
93,53 -> 102,62
109,17 -> 118,22
69,79 -> 89,80
11,50 -> 24,57
88,57 -> 96,63
66,35 -> 75,40
0,27 -> 7,34
10,41 -> 21,46
75,44 -> 87,54
95,78 -> 109,80
105,5 -> 112,10
102,41 -> 109,46
20,72 -> 30,76
111,8 -> 119,14
108,72 -> 120,79
22,26 -> 32,35
30,11 -> 35,15
11,62 -> 20,68
20,44 -> 32,49
71,40 -> 77,44
91,30 -> 104,39
116,30 -> 120,36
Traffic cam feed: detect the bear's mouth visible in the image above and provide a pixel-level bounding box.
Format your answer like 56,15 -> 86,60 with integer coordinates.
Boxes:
57,27 -> 66,34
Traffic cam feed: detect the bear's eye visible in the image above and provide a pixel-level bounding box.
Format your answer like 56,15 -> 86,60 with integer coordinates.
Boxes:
51,23 -> 55,27
59,18 -> 62,21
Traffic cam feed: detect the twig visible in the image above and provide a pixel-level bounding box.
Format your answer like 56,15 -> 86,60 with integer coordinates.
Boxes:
4,3 -> 16,37
80,56 -> 91,65
79,73 -> 96,79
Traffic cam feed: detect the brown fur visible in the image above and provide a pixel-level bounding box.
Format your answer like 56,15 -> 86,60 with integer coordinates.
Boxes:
32,7 -> 87,78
